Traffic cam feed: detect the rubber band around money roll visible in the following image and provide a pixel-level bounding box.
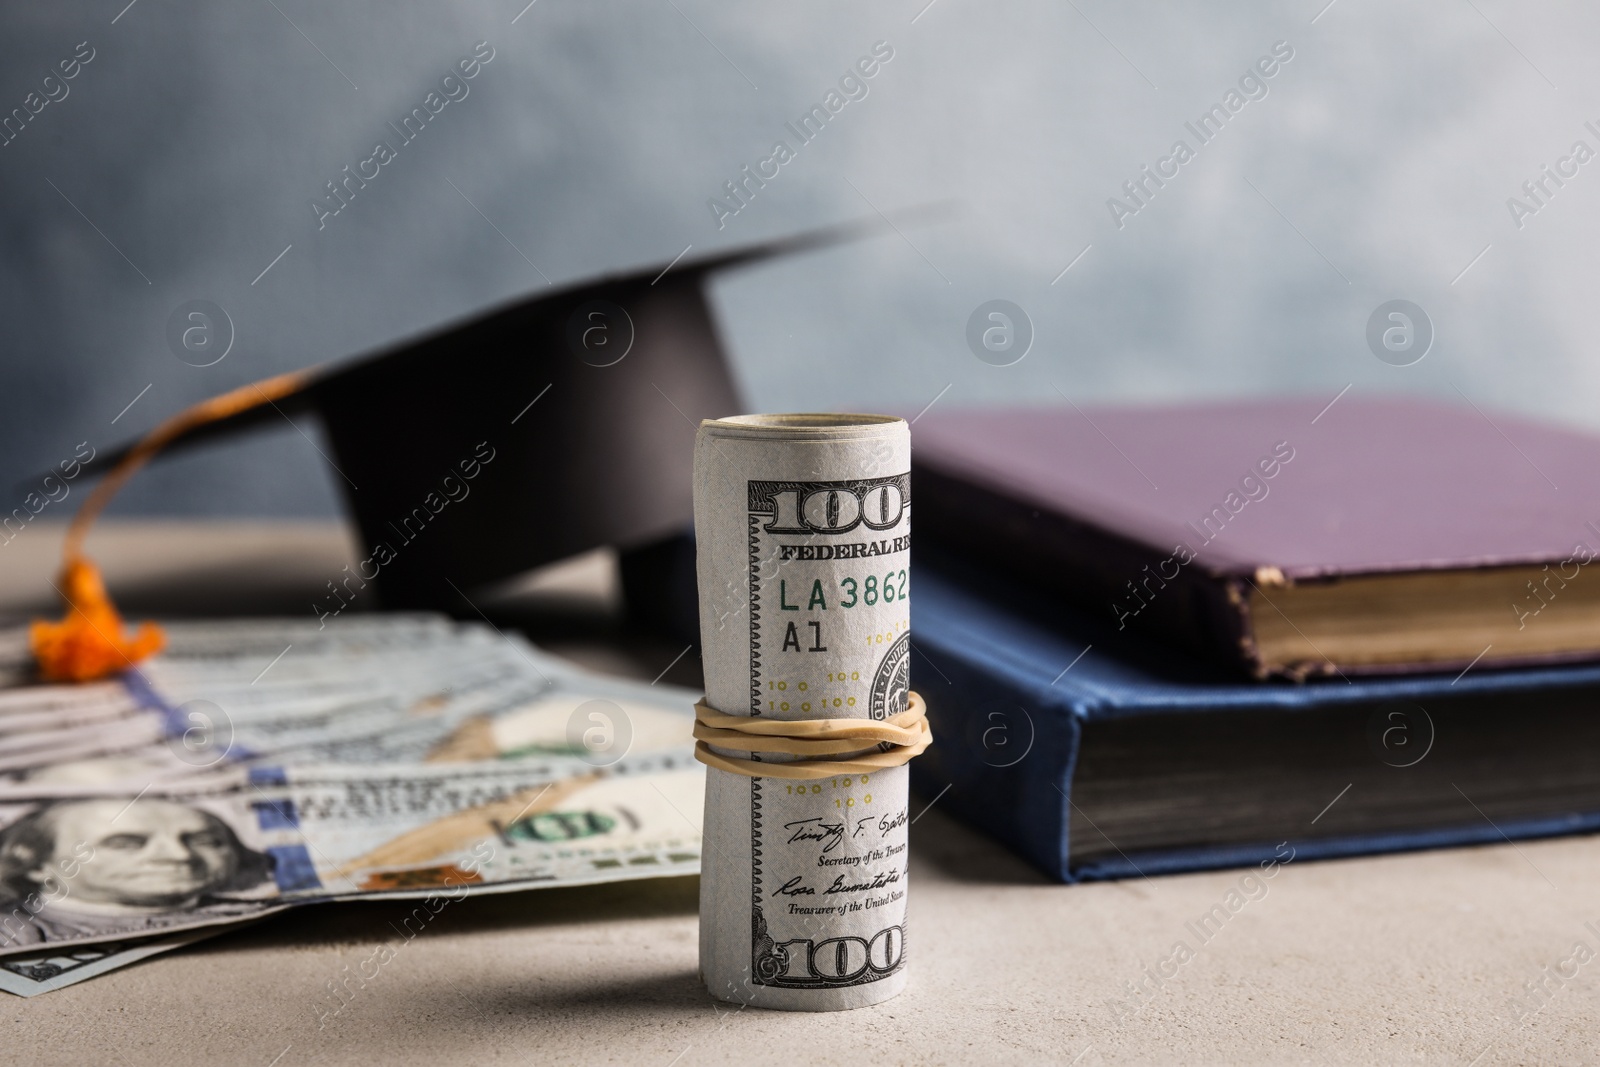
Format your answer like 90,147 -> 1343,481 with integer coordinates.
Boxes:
692,692 -> 931,780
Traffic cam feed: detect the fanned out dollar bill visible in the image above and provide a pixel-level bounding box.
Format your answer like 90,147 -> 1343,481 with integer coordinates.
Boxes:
0,615 -> 704,994
0,923 -> 269,998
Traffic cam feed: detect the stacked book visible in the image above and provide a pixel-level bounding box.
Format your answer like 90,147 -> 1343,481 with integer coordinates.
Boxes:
908,395 -> 1600,881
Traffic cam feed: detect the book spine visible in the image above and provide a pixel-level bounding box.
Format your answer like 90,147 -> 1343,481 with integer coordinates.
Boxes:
905,643 -> 1085,881
912,462 -> 1265,677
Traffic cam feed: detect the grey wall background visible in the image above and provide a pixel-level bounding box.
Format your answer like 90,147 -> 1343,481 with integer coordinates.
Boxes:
1,0 -> 1594,518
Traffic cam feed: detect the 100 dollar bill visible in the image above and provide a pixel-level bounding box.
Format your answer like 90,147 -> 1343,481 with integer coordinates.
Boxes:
694,414 -> 912,1013
0,756 -> 703,959
0,615 -> 707,993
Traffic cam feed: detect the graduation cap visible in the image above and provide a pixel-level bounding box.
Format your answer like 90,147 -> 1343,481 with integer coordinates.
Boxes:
70,219 -> 905,623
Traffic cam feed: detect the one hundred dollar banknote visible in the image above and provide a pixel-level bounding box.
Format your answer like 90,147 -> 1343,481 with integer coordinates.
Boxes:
693,415 -> 913,1012
0,615 -> 704,994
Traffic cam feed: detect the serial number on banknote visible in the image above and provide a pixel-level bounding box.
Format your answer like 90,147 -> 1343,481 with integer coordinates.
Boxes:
775,572 -> 908,610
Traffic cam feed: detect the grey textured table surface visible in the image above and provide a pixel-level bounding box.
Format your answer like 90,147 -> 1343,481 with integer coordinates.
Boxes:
4,523 -> 1598,1066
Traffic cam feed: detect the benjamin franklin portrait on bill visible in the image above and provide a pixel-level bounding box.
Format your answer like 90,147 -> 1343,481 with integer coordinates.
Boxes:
0,797 -> 275,950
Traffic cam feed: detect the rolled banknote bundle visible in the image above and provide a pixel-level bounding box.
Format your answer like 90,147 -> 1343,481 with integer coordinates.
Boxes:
694,413 -> 926,1012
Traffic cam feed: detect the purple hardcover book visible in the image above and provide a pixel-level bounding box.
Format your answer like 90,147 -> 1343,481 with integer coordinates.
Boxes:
913,396 -> 1600,678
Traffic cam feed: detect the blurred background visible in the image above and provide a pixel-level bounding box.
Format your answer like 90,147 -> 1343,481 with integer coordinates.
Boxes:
0,0 -> 1594,517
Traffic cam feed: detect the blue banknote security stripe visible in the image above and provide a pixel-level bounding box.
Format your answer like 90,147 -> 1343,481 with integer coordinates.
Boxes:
119,671 -> 187,736
254,797 -> 299,830
248,766 -> 289,787
267,845 -> 322,892
118,671 -> 258,761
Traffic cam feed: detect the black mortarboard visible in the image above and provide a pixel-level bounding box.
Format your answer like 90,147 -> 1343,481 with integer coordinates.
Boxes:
79,221 -> 891,616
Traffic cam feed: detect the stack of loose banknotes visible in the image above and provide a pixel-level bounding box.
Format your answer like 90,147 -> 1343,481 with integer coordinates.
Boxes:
0,615 -> 703,996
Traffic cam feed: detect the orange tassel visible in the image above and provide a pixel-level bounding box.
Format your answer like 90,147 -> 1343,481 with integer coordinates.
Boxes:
30,368 -> 315,683
30,557 -> 165,681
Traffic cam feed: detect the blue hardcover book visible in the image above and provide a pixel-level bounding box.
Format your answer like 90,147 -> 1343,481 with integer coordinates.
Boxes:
909,555 -> 1600,882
